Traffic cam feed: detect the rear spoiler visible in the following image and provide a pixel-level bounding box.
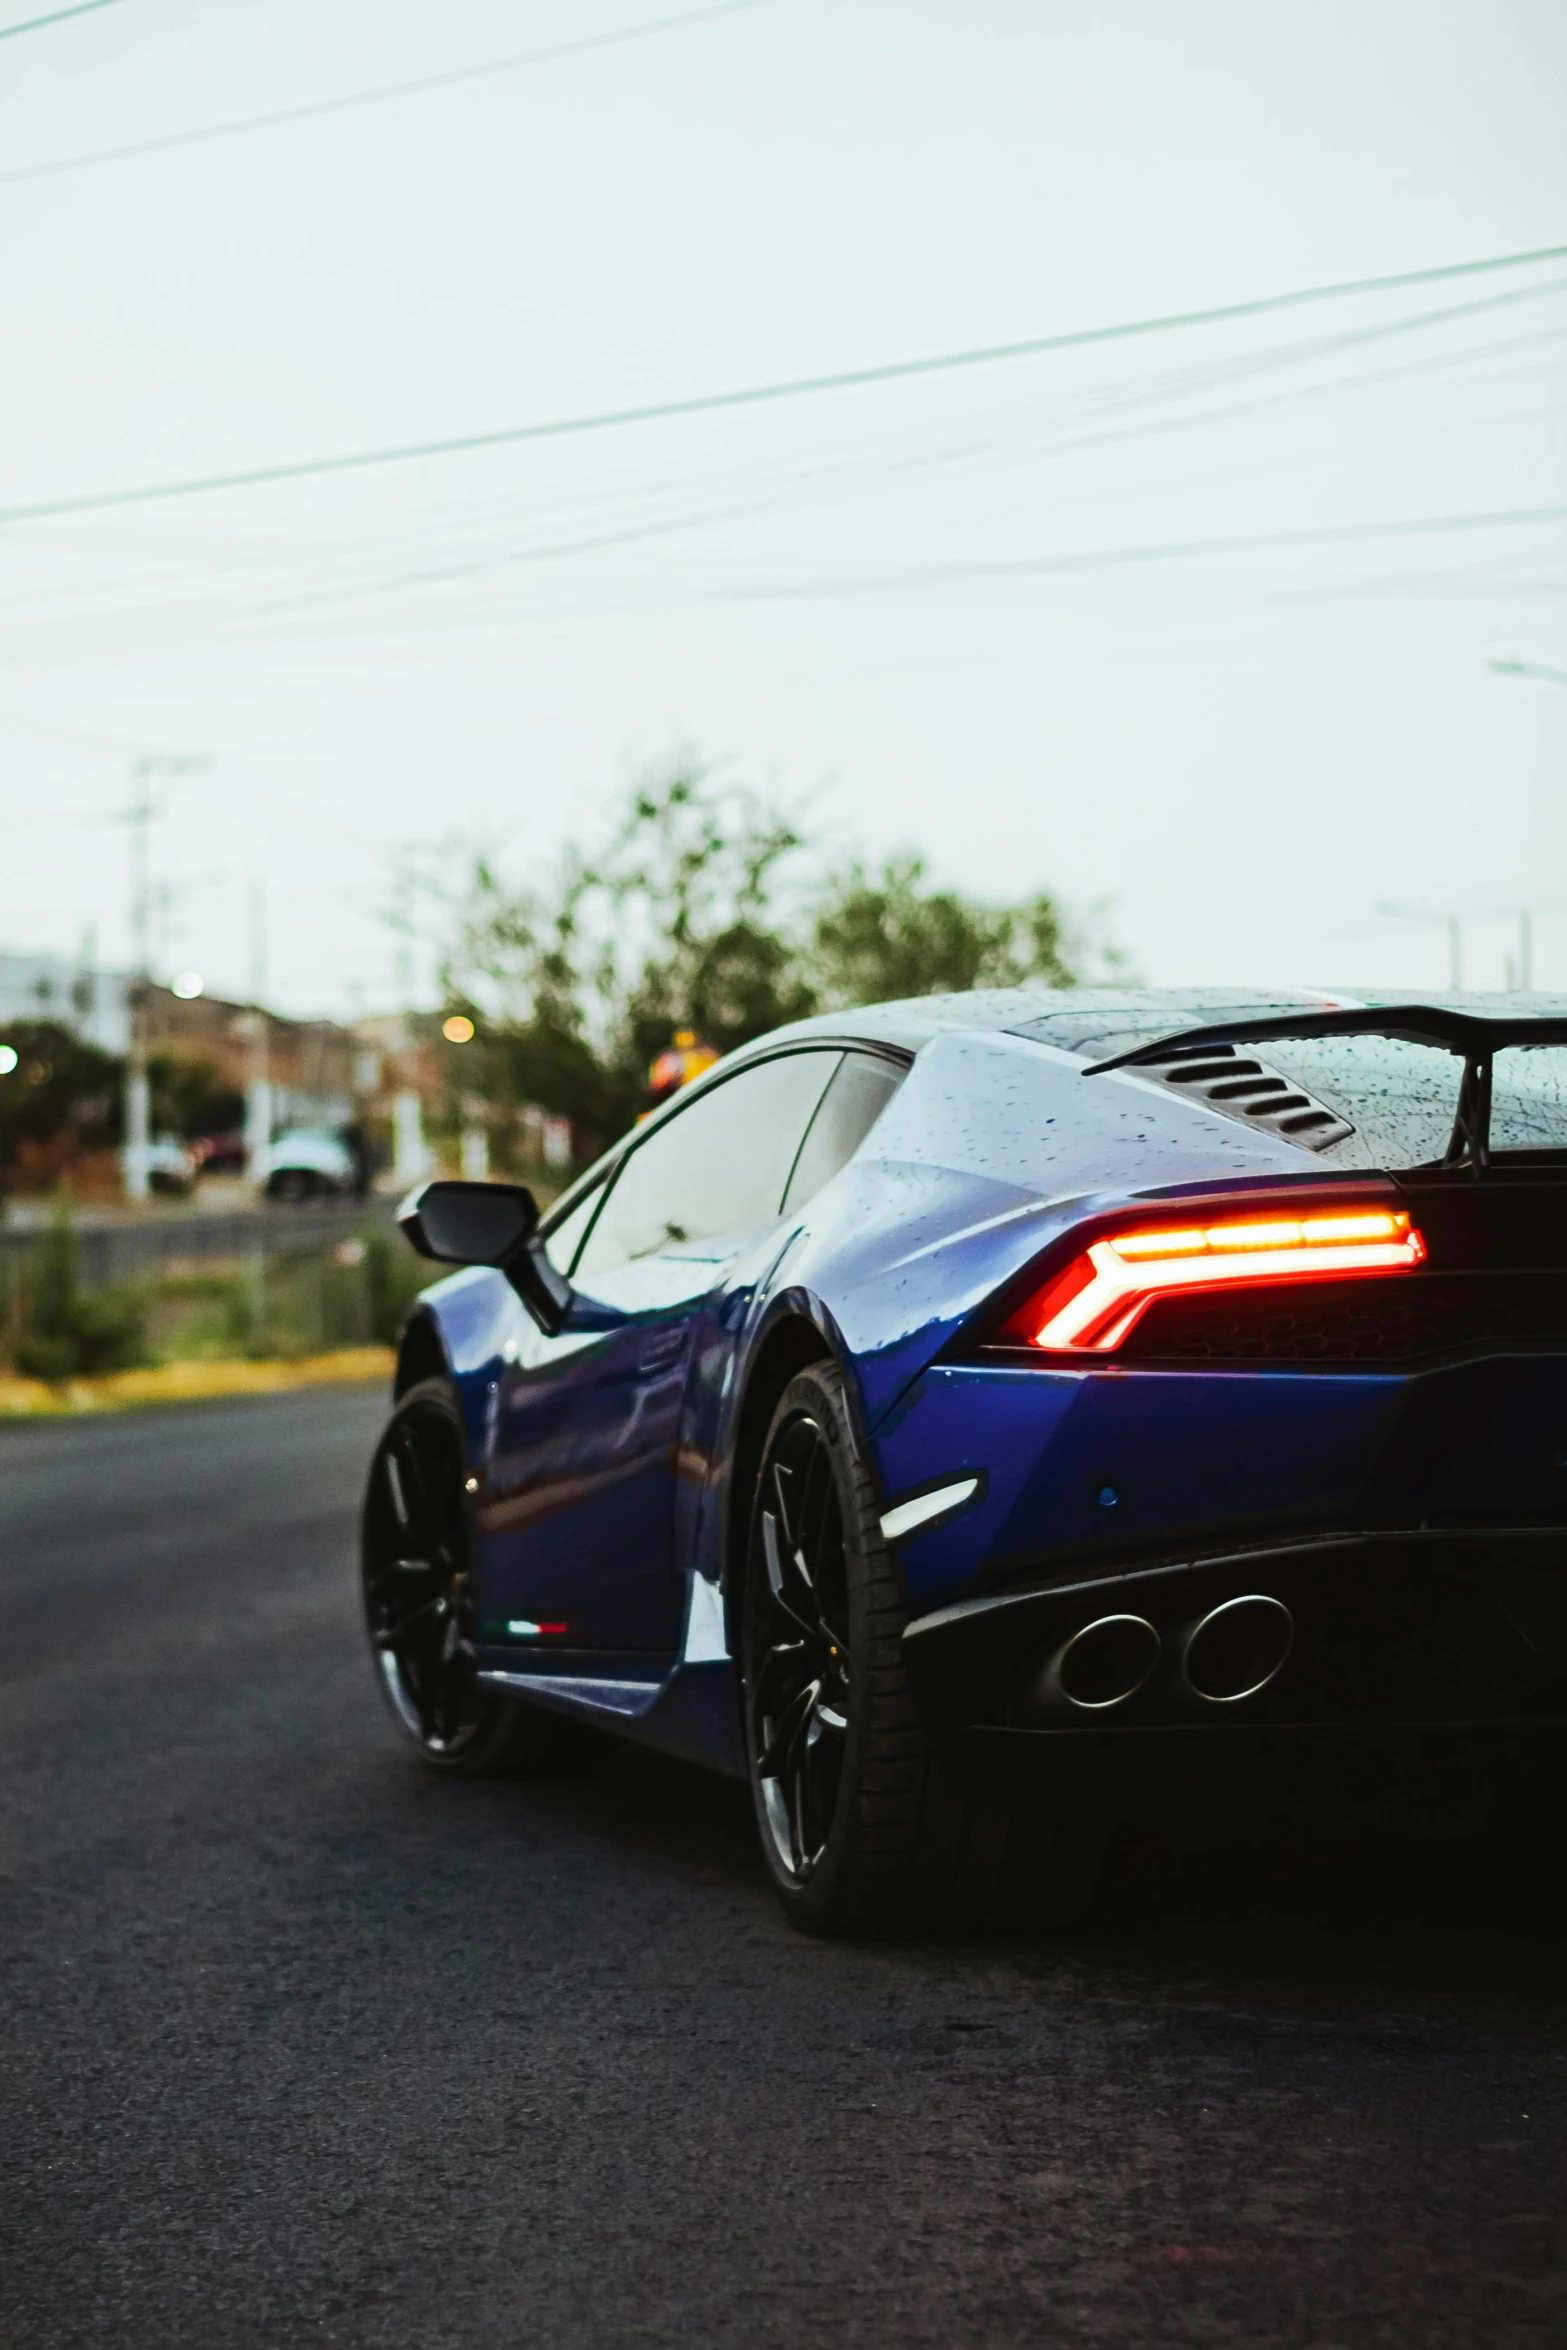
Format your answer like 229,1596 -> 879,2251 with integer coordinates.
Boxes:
1083,1005 -> 1567,1174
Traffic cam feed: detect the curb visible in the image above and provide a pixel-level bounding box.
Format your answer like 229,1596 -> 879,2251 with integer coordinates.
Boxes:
0,1347 -> 395,1417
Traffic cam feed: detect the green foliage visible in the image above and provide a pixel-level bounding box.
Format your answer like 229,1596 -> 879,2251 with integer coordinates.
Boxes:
809,855 -> 1074,1007
0,1021 -> 123,1172
442,766 -> 819,1145
4,1208 -> 148,1381
361,1225 -> 434,1349
117,1226 -> 430,1366
436,762 -> 1120,1161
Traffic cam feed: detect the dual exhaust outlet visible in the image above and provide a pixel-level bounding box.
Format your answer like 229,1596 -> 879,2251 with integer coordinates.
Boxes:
1021,1594 -> 1294,1724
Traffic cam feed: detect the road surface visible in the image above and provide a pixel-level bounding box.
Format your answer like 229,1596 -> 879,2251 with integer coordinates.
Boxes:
3,1389 -> 1566,2347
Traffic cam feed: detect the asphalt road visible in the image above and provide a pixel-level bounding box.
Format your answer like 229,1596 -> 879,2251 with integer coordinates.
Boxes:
5,1389 -> 1567,2349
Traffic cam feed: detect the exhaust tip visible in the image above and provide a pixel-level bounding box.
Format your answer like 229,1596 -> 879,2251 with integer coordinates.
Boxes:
1181,1594 -> 1294,1705
1022,1613 -> 1162,1721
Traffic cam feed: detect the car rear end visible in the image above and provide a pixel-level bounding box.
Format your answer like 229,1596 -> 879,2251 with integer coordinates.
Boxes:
877,1009 -> 1567,1835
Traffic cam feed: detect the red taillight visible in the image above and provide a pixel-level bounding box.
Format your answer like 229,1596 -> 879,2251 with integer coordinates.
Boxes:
1009,1206 -> 1426,1354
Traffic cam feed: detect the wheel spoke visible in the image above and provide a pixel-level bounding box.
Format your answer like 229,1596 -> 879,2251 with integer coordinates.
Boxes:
769,1456 -> 800,1553
375,1593 -> 445,1650
759,1678 -> 817,1778
748,1408 -> 856,1882
761,1511 -> 823,1647
368,1554 -> 437,1599
795,1439 -> 832,1585
383,1448 -> 410,1530
365,1409 -> 483,1756
784,1696 -> 826,1872
410,1648 -> 439,1740
756,1635 -> 810,1707
394,1430 -> 444,1560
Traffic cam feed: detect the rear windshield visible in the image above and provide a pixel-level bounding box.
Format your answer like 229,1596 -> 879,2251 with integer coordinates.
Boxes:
1491,1044 -> 1567,1151
1251,1035 -> 1567,1167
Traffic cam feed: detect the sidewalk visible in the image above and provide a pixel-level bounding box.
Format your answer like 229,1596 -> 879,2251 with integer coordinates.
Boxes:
0,1347 -> 394,1417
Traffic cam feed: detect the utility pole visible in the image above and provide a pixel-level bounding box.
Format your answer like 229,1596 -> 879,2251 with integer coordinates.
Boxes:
123,760 -> 156,1202
1383,896 -> 1561,994
1379,900 -> 1463,990
122,753 -> 209,1201
243,879 -> 272,1186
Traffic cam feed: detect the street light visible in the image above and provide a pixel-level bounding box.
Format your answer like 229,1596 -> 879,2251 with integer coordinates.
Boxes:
1489,657 -> 1566,987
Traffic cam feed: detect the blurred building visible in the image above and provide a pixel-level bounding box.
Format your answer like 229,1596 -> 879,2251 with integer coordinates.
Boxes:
0,948 -> 128,1054
142,985 -> 355,1131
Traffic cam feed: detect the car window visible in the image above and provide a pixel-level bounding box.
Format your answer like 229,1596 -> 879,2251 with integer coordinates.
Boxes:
781,1052 -> 905,1211
575,1052 -> 841,1276
540,1175 -> 608,1276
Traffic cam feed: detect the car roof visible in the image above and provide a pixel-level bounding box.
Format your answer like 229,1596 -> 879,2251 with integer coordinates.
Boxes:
755,986 -> 1567,1064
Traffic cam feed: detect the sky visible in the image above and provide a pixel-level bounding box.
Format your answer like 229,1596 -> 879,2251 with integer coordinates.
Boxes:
1,0 -> 1564,1017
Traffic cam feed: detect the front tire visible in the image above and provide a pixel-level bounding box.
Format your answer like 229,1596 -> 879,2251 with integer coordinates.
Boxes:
361,1377 -> 608,1778
741,1364 -> 1099,1935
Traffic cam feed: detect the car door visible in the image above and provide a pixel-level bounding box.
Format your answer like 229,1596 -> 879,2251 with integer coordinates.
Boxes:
477,1050 -> 844,1659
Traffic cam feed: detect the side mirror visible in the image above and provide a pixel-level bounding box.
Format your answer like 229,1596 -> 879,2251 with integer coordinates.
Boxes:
399,1179 -> 538,1265
397,1179 -> 572,1333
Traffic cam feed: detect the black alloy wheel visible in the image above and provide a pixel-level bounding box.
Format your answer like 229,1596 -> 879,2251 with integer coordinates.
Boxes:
742,1362 -> 1103,1937
747,1405 -> 853,1880
361,1377 -> 609,1777
362,1378 -> 491,1766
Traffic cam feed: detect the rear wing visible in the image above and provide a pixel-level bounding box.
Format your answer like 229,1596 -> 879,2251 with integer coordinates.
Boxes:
1083,1005 -> 1567,1175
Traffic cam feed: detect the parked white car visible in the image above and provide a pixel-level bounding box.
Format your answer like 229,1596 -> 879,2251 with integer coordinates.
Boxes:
256,1128 -> 361,1203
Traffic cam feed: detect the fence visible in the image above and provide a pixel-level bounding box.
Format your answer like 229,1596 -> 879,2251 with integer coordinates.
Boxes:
0,1196 -> 430,1376
0,1196 -> 396,1291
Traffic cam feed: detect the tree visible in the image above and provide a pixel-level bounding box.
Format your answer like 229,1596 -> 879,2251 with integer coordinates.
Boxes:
0,1022 -> 123,1180
433,761 -> 1122,1164
809,855 -> 1075,1007
443,765 -> 815,1147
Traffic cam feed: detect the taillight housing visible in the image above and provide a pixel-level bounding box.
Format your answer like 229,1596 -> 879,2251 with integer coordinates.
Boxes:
1000,1197 -> 1426,1355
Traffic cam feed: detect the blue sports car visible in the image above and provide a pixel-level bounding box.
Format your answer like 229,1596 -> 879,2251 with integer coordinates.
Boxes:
361,987 -> 1567,1932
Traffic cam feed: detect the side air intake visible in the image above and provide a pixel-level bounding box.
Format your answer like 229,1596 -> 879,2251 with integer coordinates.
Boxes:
1140,1042 -> 1354,1151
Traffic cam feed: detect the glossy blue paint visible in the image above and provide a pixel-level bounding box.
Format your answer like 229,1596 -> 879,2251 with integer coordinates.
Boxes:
388,985 -> 1567,1775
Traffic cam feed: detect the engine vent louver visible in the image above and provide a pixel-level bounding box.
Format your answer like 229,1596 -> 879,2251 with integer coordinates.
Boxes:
1141,1043 -> 1355,1152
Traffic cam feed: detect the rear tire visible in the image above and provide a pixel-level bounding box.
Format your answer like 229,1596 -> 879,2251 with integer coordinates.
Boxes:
362,1377 -> 612,1779
740,1363 -> 1102,1936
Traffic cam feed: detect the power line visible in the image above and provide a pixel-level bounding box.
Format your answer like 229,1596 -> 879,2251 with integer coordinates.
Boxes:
736,505 -> 1567,602
0,0 -> 777,186
157,306 -> 1567,636
1492,656 -> 1567,685
10,502 -> 1563,663
0,0 -> 118,42
10,276 -> 1551,638
4,240 -> 1566,531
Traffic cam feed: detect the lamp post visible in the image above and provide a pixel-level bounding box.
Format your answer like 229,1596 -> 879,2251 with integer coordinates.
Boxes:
1489,658 -> 1567,988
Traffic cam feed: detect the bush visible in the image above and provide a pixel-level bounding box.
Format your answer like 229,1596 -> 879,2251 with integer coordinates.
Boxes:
0,1021 -> 124,1187
5,1209 -> 148,1380
363,1226 -> 432,1348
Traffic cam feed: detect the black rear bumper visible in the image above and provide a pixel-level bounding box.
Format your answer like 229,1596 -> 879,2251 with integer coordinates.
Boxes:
903,1527 -> 1567,1740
